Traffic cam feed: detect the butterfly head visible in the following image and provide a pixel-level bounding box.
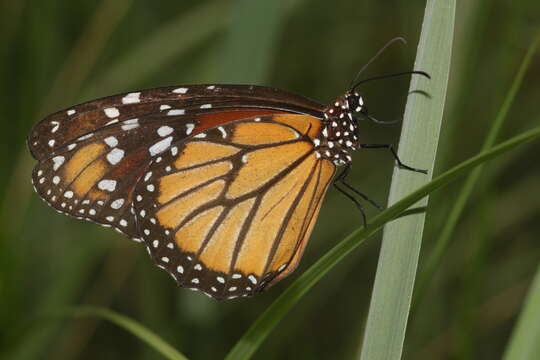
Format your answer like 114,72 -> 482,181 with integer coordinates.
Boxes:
344,91 -> 365,116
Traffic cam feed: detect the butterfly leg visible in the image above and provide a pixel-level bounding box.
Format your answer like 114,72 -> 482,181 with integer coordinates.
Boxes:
333,164 -> 382,227
335,164 -> 382,210
334,182 -> 367,227
360,144 -> 428,174
357,105 -> 401,125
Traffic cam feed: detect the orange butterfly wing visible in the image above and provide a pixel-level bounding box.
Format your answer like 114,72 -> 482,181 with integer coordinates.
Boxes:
135,114 -> 335,299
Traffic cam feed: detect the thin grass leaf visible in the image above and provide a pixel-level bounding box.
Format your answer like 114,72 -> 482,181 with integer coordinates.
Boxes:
359,0 -> 455,359
503,262 -> 540,360
225,124 -> 540,360
62,306 -> 188,360
414,28 -> 540,308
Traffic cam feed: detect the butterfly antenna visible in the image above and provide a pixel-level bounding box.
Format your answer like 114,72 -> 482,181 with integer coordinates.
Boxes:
351,70 -> 430,92
349,37 -> 407,88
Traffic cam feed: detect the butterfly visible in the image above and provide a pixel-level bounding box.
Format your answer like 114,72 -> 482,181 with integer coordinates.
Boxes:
28,68 -> 428,300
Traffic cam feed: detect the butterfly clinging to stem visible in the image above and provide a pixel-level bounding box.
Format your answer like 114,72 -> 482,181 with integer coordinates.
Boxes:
28,38 -> 429,300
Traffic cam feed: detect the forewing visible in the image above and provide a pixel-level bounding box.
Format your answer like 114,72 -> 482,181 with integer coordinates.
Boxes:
28,84 -> 324,161
135,114 -> 335,299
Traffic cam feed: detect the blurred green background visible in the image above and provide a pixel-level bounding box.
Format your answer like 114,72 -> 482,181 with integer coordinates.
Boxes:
1,1 -> 539,359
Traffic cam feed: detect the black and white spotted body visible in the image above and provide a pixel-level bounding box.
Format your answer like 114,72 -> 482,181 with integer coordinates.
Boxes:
314,91 -> 364,166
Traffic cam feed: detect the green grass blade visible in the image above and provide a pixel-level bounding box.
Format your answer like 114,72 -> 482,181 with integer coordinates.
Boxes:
224,123 -> 540,360
62,306 -> 188,360
359,0 -> 455,359
503,262 -> 540,360
414,29 -> 540,307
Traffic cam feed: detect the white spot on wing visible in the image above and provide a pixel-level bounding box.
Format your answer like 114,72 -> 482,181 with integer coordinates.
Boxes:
200,104 -> 212,109
149,136 -> 173,156
98,179 -> 117,192
78,133 -> 93,141
52,156 -> 65,171
160,104 -> 171,111
104,136 -> 118,147
157,126 -> 174,137
107,148 -> 124,165
104,107 -> 120,118
122,92 -> 141,104
111,198 -> 125,209
172,87 -> 188,94
67,110 -> 76,116
218,127 -> 227,138
121,118 -> 139,131
51,121 -> 60,133
167,109 -> 185,116
185,123 -> 195,135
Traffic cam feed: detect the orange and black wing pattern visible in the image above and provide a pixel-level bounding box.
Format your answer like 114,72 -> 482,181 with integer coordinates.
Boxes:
28,84 -> 341,299
134,114 -> 335,299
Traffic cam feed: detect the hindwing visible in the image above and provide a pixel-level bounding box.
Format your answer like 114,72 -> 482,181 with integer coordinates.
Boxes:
134,114 -> 335,299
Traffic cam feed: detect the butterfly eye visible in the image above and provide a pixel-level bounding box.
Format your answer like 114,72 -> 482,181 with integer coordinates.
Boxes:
347,94 -> 364,113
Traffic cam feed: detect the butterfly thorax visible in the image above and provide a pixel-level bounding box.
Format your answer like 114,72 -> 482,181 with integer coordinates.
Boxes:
315,92 -> 363,166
